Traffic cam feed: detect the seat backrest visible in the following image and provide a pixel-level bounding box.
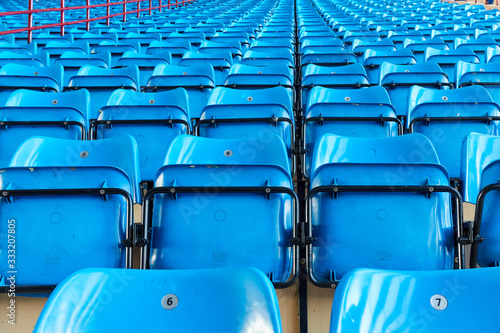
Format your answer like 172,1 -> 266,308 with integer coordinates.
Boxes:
330,267 -> 500,333
34,267 -> 283,332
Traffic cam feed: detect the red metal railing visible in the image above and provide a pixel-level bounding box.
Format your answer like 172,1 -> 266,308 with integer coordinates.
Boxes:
0,0 -> 193,43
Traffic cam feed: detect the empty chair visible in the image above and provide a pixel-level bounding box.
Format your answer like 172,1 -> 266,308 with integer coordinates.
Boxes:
456,61 -> 500,103
199,40 -> 243,64
242,50 -> 294,69
66,65 -> 140,119
424,48 -> 480,85
91,88 -> 190,182
302,86 -> 401,178
41,41 -> 89,64
379,62 -> 452,118
179,50 -> 232,86
121,32 -> 162,49
139,135 -> 297,288
301,48 -> 356,67
363,49 -> 417,84
145,64 -> 215,120
55,51 -> 110,87
407,85 -> 500,181
351,39 -> 397,62
403,37 -> 449,63
115,51 -> 171,87
0,41 -> 36,55
308,134 -> 463,286
330,267 -> 500,332
34,267 -> 283,332
91,41 -> 141,67
462,133 -> 500,267
197,86 -> 295,170
0,51 -> 48,67
145,40 -> 191,65
387,30 -> 425,50
454,37 -> 499,63
0,63 -> 63,106
301,63 -> 370,111
0,89 -> 89,167
0,136 -> 140,291
432,29 -> 470,49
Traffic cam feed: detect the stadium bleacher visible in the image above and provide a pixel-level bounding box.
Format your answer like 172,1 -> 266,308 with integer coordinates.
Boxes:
0,0 -> 499,332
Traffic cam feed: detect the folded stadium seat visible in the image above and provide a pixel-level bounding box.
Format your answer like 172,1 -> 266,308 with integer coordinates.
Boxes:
115,51 -> 171,88
461,133 -> 500,267
301,63 -> 370,111
75,32 -> 118,47
456,61 -> 500,103
300,39 -> 344,54
199,41 -> 243,64
454,37 -> 499,63
196,86 -> 295,172
121,32 -> 162,49
145,40 -> 190,66
33,267 -> 283,332
188,26 -> 217,39
250,40 -> 294,56
145,64 -> 215,120
91,88 -> 190,183
407,85 -> 500,182
298,30 -> 337,44
300,47 -> 356,67
66,65 -> 140,120
41,40 -> 89,65
67,27 -> 95,39
242,49 -> 295,70
255,31 -> 295,45
431,29 -> 470,50
55,51 -> 111,87
91,40 -> 141,67
178,50 -> 232,86
0,63 -> 63,106
416,24 -> 446,38
0,33 -> 15,44
162,22 -> 189,34
106,27 -> 139,39
362,49 -> 417,85
379,62 -> 452,119
308,134 -> 464,286
336,24 -> 369,39
329,267 -> 500,332
0,135 -> 140,292
139,135 -> 298,288
403,37 -> 449,63
0,51 -> 48,67
387,30 -> 425,50
32,32 -> 73,47
166,31 -> 205,51
146,26 -> 177,37
351,39 -> 396,63
0,41 -> 37,55
211,32 -> 251,53
302,86 -> 401,178
0,89 -> 89,166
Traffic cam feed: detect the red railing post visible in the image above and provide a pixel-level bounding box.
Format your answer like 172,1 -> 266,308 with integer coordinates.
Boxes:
106,0 -> 111,26
168,0 -> 171,10
60,0 -> 65,36
123,1 -> 127,23
28,0 -> 33,43
149,0 -> 152,15
159,0 -> 162,12
137,0 -> 140,18
86,0 -> 90,31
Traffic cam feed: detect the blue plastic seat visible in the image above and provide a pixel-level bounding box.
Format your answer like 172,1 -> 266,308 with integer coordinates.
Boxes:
92,88 -> 190,182
308,134 -> 462,286
115,51 -> 171,87
179,50 -> 232,86
41,41 -> 89,64
34,267 -> 283,332
379,62 -> 452,117
301,48 -> 356,67
303,86 -> 401,178
431,29 -> 470,49
66,65 -> 140,120
330,267 -> 500,332
242,50 -> 294,69
140,135 -> 297,288
403,37 -> 449,63
0,51 -> 48,67
301,63 -> 370,110
199,40 -> 243,63
454,37 -> 499,63
0,136 -> 140,291
387,30 -> 425,50
55,51 -> 111,87
197,86 -> 295,171
351,39 -> 397,62
407,85 -> 500,180
456,61 -> 500,103
167,31 -> 205,50
363,49 -> 417,84
0,63 -> 63,106
462,133 -> 500,267
121,32 -> 162,48
145,40 -> 191,65
343,30 -> 380,51
91,41 -> 141,67
424,48 -> 480,85
0,89 -> 89,167
76,32 -> 118,46
0,41 -> 36,55
145,64 -> 215,120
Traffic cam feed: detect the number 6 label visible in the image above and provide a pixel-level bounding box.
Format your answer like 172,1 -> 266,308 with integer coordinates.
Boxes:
430,294 -> 448,310
162,294 -> 179,310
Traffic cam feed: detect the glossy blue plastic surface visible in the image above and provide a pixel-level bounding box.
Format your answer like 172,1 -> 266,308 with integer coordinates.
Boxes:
0,89 -> 90,167
0,136 -> 140,287
41,41 -> 89,64
0,50 -> 48,67
454,36 -> 499,62
146,40 -> 191,65
407,85 -> 500,179
331,267 -> 500,332
304,86 -> 399,177
55,51 -> 111,87
96,88 -> 189,181
0,41 -> 36,55
461,133 -> 500,266
151,135 -> 294,283
363,49 -> 416,84
115,51 -> 171,87
424,48 -> 480,84
147,64 -> 215,119
34,267 -> 282,332
310,134 -> 454,282
90,41 -> 141,66
242,50 -> 294,68
403,37 -> 448,63
351,39 -> 396,61
179,50 -> 232,86
455,61 -> 500,104
67,65 -> 140,119
379,62 -> 450,116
